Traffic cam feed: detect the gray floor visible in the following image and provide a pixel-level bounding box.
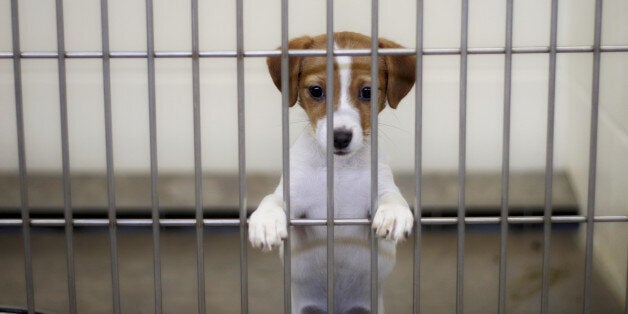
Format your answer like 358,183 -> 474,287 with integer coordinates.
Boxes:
0,227 -> 624,313
0,173 -> 623,313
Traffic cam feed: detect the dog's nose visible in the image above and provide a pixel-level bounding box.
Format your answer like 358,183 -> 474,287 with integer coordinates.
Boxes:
333,130 -> 353,149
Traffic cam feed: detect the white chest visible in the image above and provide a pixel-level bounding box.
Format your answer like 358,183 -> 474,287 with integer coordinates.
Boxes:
289,165 -> 372,220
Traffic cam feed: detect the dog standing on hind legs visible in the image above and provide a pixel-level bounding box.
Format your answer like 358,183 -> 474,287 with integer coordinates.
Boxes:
248,32 -> 416,314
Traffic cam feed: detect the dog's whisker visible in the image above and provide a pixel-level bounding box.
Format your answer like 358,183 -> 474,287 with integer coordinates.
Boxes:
378,122 -> 410,135
377,128 -> 395,146
290,120 -> 309,125
270,120 -> 310,129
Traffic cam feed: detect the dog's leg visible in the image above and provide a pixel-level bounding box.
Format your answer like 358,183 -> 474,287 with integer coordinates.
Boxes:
372,192 -> 414,242
248,193 -> 288,251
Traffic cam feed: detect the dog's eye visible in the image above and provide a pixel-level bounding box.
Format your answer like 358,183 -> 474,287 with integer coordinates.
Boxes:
308,86 -> 324,100
359,87 -> 371,101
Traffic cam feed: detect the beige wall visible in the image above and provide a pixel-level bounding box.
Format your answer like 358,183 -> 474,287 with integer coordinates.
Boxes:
560,0 -> 628,303
0,0 -> 597,174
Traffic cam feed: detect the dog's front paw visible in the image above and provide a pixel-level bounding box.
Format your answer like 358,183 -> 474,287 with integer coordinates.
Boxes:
249,203 -> 288,251
372,201 -> 414,242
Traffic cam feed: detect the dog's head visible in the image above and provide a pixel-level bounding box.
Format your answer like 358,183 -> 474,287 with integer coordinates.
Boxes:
267,31 -> 416,156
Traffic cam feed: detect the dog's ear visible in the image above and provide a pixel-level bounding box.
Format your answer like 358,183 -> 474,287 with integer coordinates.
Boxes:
379,38 -> 416,109
267,36 -> 314,107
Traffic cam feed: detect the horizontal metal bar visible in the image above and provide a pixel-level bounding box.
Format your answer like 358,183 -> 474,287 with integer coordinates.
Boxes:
111,52 -> 147,58
2,45 -> 627,60
603,45 -> 628,52
0,215 -> 626,228
20,51 -> 60,58
199,51 -> 237,58
155,51 -> 192,58
66,52 -> 103,58
467,47 -> 504,54
423,48 -> 460,55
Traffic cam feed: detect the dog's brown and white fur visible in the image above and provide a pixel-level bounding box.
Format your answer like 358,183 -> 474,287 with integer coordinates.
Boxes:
249,32 -> 416,314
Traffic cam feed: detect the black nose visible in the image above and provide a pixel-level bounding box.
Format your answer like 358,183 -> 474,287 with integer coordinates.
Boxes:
333,130 -> 353,149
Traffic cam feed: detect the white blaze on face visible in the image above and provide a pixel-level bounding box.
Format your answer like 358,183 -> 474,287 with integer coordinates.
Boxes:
336,55 -> 353,112
314,42 -> 364,155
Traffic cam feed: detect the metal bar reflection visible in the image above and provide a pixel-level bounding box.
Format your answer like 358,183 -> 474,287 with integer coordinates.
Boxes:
10,0 -> 36,312
2,45 -> 627,60
99,0 -> 121,312
582,0 -> 603,312
413,0 -> 424,312
280,0 -> 291,312
0,215 -> 627,228
235,0 -> 248,311
498,0 -> 514,312
541,0 -> 559,312
456,0 -> 469,312
325,0 -> 336,312
370,0 -> 380,312
144,0 -> 163,312
54,0 -> 77,312
190,0 -> 206,312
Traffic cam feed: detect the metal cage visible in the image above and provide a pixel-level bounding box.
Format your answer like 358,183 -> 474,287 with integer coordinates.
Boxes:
1,0 -> 628,313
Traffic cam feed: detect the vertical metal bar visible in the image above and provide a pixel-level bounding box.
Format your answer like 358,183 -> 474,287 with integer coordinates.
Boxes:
413,0 -> 424,313
498,0 -> 514,313
325,0 -> 335,312
235,0 -> 248,312
541,0 -> 559,313
54,0 -> 77,312
456,0 -> 469,312
100,0 -> 121,312
190,0 -> 205,312
625,259 -> 628,314
11,1 -> 36,312
583,0 -> 603,312
370,0 -> 380,312
280,0 -> 291,311
236,0 -> 249,313
145,0 -> 162,312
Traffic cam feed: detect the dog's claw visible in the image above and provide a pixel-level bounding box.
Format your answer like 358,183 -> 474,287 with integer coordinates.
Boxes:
372,202 -> 414,243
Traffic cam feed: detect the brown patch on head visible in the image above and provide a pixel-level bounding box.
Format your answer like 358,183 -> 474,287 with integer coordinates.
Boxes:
378,37 -> 417,109
297,48 -> 335,127
266,35 -> 314,106
266,32 -> 416,136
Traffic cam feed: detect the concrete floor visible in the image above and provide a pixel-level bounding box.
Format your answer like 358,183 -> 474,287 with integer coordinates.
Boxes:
0,226 -> 623,313
0,173 -> 623,313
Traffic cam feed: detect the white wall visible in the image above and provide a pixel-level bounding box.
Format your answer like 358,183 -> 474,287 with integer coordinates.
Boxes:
0,0 -> 585,174
559,0 -> 628,303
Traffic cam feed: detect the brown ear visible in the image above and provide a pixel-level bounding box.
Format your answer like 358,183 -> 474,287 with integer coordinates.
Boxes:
379,38 -> 416,109
266,36 -> 314,107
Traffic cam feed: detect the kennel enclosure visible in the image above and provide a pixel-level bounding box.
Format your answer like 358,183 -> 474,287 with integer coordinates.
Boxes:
0,0 -> 627,313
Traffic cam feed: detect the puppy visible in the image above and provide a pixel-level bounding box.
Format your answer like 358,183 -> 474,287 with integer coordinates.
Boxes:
249,32 -> 416,314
